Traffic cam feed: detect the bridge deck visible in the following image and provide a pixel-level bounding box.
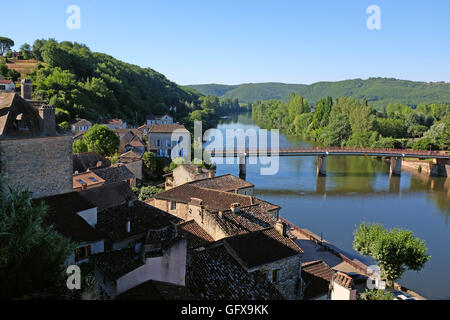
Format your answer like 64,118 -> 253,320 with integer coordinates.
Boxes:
209,147 -> 450,159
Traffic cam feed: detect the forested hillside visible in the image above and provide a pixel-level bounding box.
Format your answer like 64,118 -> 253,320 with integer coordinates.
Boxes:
1,39 -> 244,131
189,78 -> 450,110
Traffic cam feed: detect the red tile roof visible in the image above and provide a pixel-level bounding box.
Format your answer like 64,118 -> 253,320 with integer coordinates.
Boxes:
148,124 -> 189,133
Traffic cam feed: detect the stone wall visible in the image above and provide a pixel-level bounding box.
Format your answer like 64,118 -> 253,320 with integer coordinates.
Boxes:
257,255 -> 302,300
0,135 -> 73,199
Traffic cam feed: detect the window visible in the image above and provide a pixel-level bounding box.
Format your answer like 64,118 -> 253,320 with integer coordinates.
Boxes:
271,269 -> 280,283
77,179 -> 86,185
89,177 -> 99,182
75,245 -> 91,262
170,201 -> 177,211
156,139 -> 161,147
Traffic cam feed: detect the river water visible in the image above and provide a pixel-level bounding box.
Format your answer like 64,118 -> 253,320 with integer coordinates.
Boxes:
209,113 -> 450,300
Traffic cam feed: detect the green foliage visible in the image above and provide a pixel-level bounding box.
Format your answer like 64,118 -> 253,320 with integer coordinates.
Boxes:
83,124 -> 119,157
137,186 -> 164,201
353,222 -> 430,284
189,78 -> 450,111
0,63 -> 21,81
59,121 -> 70,131
360,289 -> 395,301
312,97 -> 333,129
0,37 -> 14,56
411,138 -> 440,151
73,138 -> 88,154
0,178 -> 76,299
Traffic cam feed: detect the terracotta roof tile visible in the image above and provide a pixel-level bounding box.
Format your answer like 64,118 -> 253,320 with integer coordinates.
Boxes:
92,165 -> 135,184
224,228 -> 303,270
148,124 -> 189,133
178,220 -> 214,249
187,244 -> 284,300
189,174 -> 254,192
79,181 -> 137,212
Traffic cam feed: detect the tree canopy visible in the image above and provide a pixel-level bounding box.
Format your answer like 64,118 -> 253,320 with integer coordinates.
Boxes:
0,178 -> 76,299
0,37 -> 14,56
353,222 -> 430,285
82,124 -> 120,157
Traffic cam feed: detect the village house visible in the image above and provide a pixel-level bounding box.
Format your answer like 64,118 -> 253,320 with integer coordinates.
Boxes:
188,174 -> 255,195
301,260 -> 335,300
146,114 -> 174,126
330,272 -> 369,300
90,201 -> 187,299
0,80 -> 73,199
34,192 -> 105,265
0,79 -> 15,92
71,118 -> 92,133
222,227 -> 304,300
101,119 -> 127,130
118,130 -> 146,155
164,164 -> 215,190
73,151 -> 111,174
79,181 -> 137,212
92,164 -> 136,187
147,124 -> 190,158
118,150 -> 143,183
73,171 -> 105,191
149,184 -> 281,234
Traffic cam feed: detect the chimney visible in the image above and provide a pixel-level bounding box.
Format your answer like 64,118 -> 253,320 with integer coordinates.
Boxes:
230,203 -> 240,213
218,211 -> 223,219
38,105 -> 56,136
21,78 -> 32,100
126,219 -> 131,233
275,220 -> 287,237
208,170 -> 215,179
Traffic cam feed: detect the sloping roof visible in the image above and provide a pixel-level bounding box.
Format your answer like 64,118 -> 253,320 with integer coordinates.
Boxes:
79,181 -> 137,212
96,201 -> 181,241
73,152 -> 111,173
207,204 -> 278,237
91,248 -> 145,280
178,220 -> 214,249
119,150 -> 143,163
188,174 -> 254,192
92,165 -> 135,184
34,192 -> 102,242
154,184 -> 256,211
0,92 -> 43,138
148,124 -> 189,133
301,260 -> 334,299
187,244 -> 283,300
116,280 -> 194,300
334,272 -> 355,289
73,171 -> 105,190
224,228 -> 303,270
72,118 -> 92,127
0,80 -> 14,84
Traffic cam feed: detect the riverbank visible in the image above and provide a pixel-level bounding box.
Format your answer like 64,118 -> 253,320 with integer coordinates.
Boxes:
280,217 -> 427,300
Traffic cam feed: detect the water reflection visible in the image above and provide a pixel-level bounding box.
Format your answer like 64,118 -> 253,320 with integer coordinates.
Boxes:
213,113 -> 450,299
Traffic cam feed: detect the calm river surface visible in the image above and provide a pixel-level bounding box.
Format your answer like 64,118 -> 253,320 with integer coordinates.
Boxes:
209,113 -> 450,300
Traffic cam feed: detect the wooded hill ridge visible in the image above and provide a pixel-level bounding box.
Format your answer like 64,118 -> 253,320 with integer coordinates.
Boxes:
188,78 -> 450,110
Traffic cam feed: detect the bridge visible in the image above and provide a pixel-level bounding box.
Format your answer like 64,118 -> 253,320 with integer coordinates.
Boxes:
208,147 -> 450,180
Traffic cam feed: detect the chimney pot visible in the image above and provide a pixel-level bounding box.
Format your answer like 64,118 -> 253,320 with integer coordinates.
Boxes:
21,78 -> 32,100
230,203 -> 240,213
275,220 -> 287,237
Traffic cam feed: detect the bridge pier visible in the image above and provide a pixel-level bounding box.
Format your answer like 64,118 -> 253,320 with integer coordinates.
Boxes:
316,176 -> 326,194
317,156 -> 327,176
390,157 -> 403,176
239,155 -> 247,180
430,158 -> 449,177
389,176 -> 401,194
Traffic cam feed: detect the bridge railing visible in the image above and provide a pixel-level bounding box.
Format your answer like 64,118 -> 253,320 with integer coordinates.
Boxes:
207,146 -> 447,157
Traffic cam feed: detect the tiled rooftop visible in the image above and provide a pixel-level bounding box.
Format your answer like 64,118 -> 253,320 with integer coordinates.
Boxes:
224,228 -> 303,270
96,201 -> 181,241
188,174 -> 254,192
73,152 -> 111,173
186,244 -> 284,300
148,124 -> 189,133
79,181 -> 137,212
116,280 -> 194,300
178,220 -> 214,249
92,165 -> 135,184
91,248 -> 145,280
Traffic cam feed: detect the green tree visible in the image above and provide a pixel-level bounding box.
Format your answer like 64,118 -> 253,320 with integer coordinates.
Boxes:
59,121 -> 70,131
359,289 -> 395,301
0,37 -> 14,56
0,178 -> 76,299
312,97 -> 333,129
73,138 -> 88,154
353,222 -> 430,286
20,43 -> 32,60
138,186 -> 163,201
83,124 -> 119,157
324,113 -> 351,146
142,152 -> 157,174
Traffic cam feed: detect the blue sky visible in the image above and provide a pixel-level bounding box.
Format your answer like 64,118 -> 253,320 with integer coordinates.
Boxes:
3,0 -> 450,85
